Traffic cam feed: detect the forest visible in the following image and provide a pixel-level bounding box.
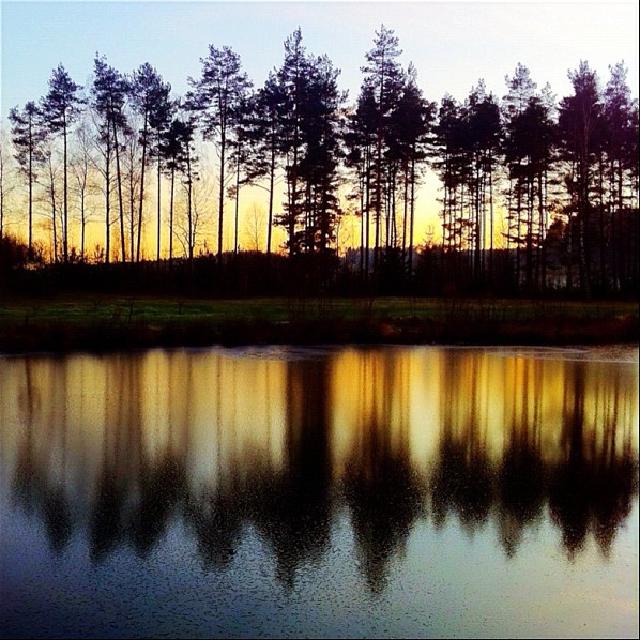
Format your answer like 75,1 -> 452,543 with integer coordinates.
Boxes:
0,25 -> 638,298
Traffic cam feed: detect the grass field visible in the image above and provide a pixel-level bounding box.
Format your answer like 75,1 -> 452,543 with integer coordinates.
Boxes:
0,296 -> 637,352
1,296 -> 637,322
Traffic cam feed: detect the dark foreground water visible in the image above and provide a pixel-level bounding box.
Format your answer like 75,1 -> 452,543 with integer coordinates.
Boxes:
0,346 -> 638,638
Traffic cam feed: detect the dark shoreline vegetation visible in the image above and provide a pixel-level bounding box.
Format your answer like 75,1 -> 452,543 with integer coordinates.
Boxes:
1,291 -> 637,354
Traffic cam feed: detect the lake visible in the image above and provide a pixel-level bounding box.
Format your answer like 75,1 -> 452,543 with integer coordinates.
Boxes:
1,346 -> 638,638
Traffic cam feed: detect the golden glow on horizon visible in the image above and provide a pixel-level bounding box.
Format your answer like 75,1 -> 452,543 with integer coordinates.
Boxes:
0,165 -> 506,259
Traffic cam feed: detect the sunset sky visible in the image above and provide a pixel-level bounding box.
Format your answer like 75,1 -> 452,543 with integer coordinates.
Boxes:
2,1 -> 639,114
1,1 -> 638,254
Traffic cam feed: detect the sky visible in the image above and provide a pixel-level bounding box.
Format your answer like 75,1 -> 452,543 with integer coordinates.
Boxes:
0,0 -> 638,254
2,1 -> 639,117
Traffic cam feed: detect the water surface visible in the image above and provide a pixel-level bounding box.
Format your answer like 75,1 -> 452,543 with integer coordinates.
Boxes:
1,346 -> 638,638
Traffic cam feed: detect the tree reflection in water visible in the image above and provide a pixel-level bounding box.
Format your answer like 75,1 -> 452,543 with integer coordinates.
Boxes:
3,347 -> 638,591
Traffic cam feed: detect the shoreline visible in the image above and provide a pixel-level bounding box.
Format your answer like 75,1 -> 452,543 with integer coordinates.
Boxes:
1,296 -> 637,354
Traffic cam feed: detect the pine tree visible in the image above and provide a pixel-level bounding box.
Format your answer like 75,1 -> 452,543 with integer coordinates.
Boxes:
276,29 -> 309,256
228,93 -> 256,255
559,61 -> 602,295
41,64 -> 84,262
502,64 -> 538,284
345,83 -> 377,275
299,54 -> 345,255
161,112 -> 198,262
250,73 -> 285,257
465,81 -> 501,280
129,63 -> 171,261
361,25 -> 405,267
603,62 -> 636,289
189,46 -> 252,259
9,101 -> 46,255
389,64 -> 434,273
92,55 -> 129,261
150,83 -> 173,261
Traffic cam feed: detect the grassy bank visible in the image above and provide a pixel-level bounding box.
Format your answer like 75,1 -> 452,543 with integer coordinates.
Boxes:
0,296 -> 637,353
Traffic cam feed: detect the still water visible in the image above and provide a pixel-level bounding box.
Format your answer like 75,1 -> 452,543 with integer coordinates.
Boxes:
0,346 -> 638,638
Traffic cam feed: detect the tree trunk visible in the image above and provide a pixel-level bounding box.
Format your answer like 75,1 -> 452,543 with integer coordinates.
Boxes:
62,117 -> 68,262
489,153 -> 494,285
187,147 -> 193,262
130,167 -> 135,263
157,140 -> 162,262
80,189 -> 85,261
137,114 -> 148,262
409,154 -> 416,276
112,118 -> 126,262
169,166 -> 174,265
402,164 -> 408,265
218,133 -> 226,260
360,171 -> 365,276
28,120 -> 33,256
105,130 -> 111,264
267,138 -> 275,257
365,146 -> 370,277
234,149 -> 241,255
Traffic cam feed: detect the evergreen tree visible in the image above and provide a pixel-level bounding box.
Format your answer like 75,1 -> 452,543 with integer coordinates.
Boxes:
228,93 -> 256,255
345,82 -> 377,275
161,112 -> 198,262
465,81 -> 501,279
92,55 -> 129,261
389,64 -> 434,272
299,54 -> 345,255
41,64 -> 84,262
129,62 -> 171,261
150,84 -> 173,261
189,46 -> 252,259
276,29 -> 309,256
361,25 -> 405,266
250,73 -> 285,256
558,61 -> 602,295
9,101 -> 46,255
603,62 -> 637,289
502,64 -> 538,284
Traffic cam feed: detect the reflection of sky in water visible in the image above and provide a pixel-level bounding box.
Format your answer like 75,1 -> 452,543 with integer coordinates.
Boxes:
0,347 -> 638,638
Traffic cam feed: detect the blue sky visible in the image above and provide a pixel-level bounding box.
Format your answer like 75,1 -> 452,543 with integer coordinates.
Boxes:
2,1 -> 639,118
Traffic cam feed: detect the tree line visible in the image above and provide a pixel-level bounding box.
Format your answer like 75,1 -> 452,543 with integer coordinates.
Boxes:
1,25 -> 638,296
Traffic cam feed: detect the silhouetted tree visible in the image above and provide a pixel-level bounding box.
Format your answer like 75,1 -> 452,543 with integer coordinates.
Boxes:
433,94 -> 465,258
9,102 -> 46,255
41,64 -> 84,262
464,81 -> 501,279
276,29 -> 309,256
345,83 -> 377,275
502,64 -> 537,283
503,76 -> 557,290
150,83 -> 173,262
250,73 -> 285,256
361,25 -> 405,267
603,62 -> 637,289
228,93 -> 255,255
558,61 -> 602,295
0,135 -> 6,240
91,55 -> 129,262
129,63 -> 170,261
190,46 -> 252,259
390,64 -> 434,272
72,122 -> 93,260
160,112 -> 198,262
298,53 -> 345,255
